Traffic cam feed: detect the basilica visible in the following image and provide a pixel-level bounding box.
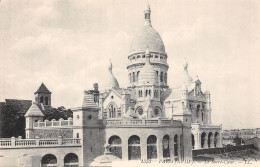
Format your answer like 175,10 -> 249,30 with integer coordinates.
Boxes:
0,2 -> 222,167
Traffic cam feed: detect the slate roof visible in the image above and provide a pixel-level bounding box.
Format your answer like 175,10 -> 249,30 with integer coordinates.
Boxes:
34,83 -> 51,94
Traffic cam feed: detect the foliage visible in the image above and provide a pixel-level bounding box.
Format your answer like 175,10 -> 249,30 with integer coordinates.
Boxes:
233,134 -> 245,146
2,104 -> 73,138
42,106 -> 73,121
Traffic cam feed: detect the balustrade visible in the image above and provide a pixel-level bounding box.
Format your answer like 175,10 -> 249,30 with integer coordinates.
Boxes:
0,137 -> 81,148
33,118 -> 73,128
105,118 -> 180,127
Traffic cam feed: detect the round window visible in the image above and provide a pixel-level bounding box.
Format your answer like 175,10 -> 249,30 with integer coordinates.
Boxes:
137,107 -> 143,115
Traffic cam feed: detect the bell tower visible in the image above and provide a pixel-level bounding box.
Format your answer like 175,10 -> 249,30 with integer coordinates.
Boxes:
34,83 -> 52,106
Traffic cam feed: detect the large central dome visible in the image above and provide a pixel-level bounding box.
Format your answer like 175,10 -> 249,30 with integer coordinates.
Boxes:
130,25 -> 165,54
129,2 -> 165,55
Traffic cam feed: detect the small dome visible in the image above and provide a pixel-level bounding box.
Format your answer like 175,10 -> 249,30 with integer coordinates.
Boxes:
130,25 -> 165,55
138,50 -> 158,85
100,60 -> 120,91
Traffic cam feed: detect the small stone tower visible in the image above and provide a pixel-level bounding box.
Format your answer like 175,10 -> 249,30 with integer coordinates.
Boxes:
34,83 -> 52,106
25,102 -> 44,139
72,89 -> 103,166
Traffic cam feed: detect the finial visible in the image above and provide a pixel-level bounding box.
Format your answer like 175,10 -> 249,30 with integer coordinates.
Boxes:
144,0 -> 151,26
145,0 -> 151,11
183,57 -> 188,72
145,46 -> 150,55
108,59 -> 112,72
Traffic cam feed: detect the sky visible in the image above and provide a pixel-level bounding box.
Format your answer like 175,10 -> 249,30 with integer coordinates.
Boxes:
0,0 -> 259,130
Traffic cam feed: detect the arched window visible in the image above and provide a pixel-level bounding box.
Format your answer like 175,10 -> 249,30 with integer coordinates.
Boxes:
132,72 -> 135,82
137,71 -> 140,82
45,97 -> 48,105
214,132 -> 220,148
208,132 -> 213,148
140,90 -> 143,97
147,135 -> 157,159
160,72 -> 163,82
164,73 -> 167,83
145,90 -> 148,97
196,104 -> 200,117
163,135 -> 170,158
129,73 -> 132,83
41,154 -> 57,167
201,132 -> 206,148
174,135 -> 179,160
191,134 -> 195,149
64,153 -> 78,167
108,103 -> 117,118
40,96 -> 44,103
128,135 -> 141,160
109,135 -> 122,159
149,90 -> 151,96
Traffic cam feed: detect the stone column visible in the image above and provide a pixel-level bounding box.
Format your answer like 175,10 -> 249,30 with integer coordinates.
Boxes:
141,136 -> 147,160
121,136 -> 128,161
169,135 -> 175,160
157,137 -> 163,160
194,133 -> 199,149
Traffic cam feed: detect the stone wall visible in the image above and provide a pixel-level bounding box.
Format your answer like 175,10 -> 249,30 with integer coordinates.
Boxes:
30,128 -> 73,138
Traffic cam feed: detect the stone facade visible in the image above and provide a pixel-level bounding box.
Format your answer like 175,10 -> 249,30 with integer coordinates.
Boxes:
0,2 -> 223,166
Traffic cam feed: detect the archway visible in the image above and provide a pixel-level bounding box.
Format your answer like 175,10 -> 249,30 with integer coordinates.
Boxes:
108,135 -> 122,159
128,135 -> 141,160
214,132 -> 220,148
208,132 -> 213,148
40,96 -> 44,103
41,154 -> 57,167
201,132 -> 206,148
64,153 -> 78,167
163,135 -> 170,158
191,134 -> 195,149
147,135 -> 157,159
174,135 -> 179,160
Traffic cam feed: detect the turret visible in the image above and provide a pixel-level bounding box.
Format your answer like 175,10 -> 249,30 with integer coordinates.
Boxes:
122,90 -> 131,114
204,90 -> 212,124
24,102 -> 44,139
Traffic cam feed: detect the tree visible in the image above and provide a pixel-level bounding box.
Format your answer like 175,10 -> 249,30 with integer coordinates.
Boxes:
233,134 -> 244,146
42,106 -> 73,121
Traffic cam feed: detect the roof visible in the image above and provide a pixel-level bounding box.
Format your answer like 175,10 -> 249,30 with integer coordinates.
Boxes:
34,83 -> 51,94
24,102 -> 44,117
130,25 -> 165,55
99,61 -> 120,91
82,91 -> 99,109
